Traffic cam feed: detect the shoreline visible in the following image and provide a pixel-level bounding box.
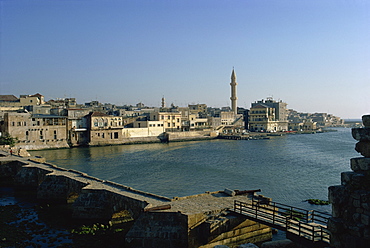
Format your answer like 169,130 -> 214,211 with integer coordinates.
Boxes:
7,128 -> 339,152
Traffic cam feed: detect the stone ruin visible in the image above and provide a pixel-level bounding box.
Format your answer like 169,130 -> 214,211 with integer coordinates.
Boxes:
328,115 -> 370,247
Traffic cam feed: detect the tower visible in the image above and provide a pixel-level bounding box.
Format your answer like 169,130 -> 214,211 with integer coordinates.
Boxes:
161,96 -> 166,108
230,68 -> 238,115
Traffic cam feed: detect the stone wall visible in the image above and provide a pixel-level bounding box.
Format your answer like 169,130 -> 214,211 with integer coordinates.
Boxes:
328,115 -> 370,247
125,211 -> 188,247
0,156 -> 272,248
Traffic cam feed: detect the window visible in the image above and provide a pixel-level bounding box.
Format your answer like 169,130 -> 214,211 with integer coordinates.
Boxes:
39,131 -> 43,140
26,131 -> 29,140
53,130 -> 57,139
114,132 -> 119,139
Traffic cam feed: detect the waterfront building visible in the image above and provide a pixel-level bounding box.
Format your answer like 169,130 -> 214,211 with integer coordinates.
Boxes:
1,112 -> 69,150
61,108 -> 91,147
149,111 -> 182,132
85,112 -> 124,146
288,120 -> 317,131
249,98 -> 288,132
287,109 -> 344,127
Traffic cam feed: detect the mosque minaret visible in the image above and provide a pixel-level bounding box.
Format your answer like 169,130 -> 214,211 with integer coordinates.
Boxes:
230,68 -> 238,115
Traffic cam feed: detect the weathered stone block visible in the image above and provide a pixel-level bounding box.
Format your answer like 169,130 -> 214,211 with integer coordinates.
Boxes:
363,228 -> 370,239
363,115 -> 370,128
361,214 -> 370,225
356,208 -> 364,214
351,157 -> 370,171
331,204 -> 343,218
329,185 -> 347,205
353,213 -> 361,222
354,199 -> 361,208
348,225 -> 362,237
352,128 -> 370,141
341,171 -> 357,186
355,141 -> 370,158
327,217 -> 344,234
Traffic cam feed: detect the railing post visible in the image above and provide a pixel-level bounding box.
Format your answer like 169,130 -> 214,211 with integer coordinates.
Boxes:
255,201 -> 258,218
311,210 -> 315,223
312,225 -> 315,241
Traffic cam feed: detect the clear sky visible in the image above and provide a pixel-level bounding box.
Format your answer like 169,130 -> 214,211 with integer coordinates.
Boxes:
0,0 -> 369,119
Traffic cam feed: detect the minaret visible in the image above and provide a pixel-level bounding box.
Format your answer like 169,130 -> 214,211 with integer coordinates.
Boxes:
161,96 -> 166,108
230,68 -> 238,115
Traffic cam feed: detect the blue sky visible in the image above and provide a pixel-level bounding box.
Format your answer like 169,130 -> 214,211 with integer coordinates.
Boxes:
0,0 -> 369,119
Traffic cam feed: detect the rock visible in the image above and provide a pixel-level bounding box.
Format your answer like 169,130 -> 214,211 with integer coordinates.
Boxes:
260,239 -> 297,248
355,141 -> 370,158
18,148 -> 31,157
351,157 -> 370,171
363,115 -> 370,128
224,188 -> 236,196
352,128 -> 370,142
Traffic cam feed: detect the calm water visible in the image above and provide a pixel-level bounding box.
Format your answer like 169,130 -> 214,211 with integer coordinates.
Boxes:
31,128 -> 358,212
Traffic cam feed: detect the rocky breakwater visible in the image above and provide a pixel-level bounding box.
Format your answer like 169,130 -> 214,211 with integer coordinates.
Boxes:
328,115 -> 370,248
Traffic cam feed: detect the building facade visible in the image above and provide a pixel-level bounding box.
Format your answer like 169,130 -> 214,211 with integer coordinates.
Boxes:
86,112 -> 124,146
1,112 -> 69,149
149,111 -> 182,131
249,98 -> 288,132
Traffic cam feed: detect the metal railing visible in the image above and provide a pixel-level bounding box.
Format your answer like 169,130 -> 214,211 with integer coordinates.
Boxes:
234,199 -> 331,244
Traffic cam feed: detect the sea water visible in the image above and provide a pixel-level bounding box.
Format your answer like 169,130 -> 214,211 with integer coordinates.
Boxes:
31,128 -> 358,213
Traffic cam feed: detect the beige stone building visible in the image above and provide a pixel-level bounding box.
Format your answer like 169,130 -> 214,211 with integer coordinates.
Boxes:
288,120 -> 317,131
1,112 -> 69,150
63,109 -> 91,147
86,112 -> 124,146
149,111 -> 182,131
249,99 -> 288,132
249,104 -> 288,132
0,93 -> 45,107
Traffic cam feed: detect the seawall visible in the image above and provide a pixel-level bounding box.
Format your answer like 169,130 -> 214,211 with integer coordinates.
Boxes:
0,154 -> 272,248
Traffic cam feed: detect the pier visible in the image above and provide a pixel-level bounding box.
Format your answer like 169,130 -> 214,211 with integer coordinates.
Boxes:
233,199 -> 331,248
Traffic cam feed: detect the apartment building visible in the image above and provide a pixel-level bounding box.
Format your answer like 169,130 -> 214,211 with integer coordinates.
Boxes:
149,111 -> 182,131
